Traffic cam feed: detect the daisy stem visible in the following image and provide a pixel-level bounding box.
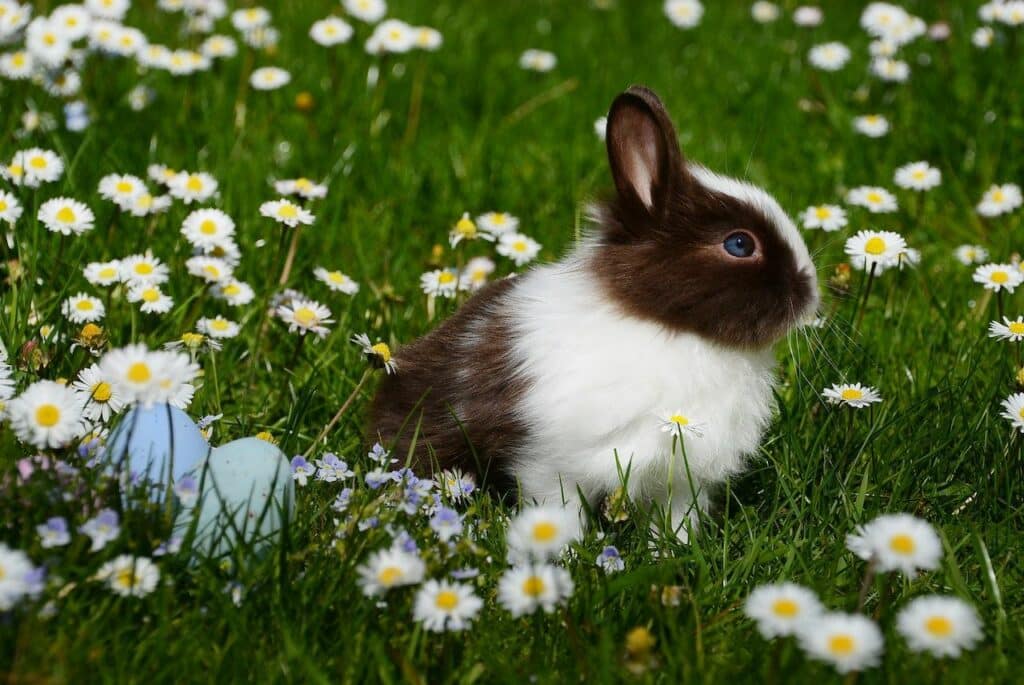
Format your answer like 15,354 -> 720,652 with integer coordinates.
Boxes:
278,226 -> 302,287
289,333 -> 307,368
997,291 -> 1005,321
855,558 -> 877,612
854,263 -> 877,332
303,367 -> 373,458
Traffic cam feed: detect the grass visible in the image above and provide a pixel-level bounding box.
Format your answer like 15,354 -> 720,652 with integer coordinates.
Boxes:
3,0 -> 1024,682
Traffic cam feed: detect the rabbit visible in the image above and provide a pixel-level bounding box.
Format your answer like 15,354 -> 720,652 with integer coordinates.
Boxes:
370,85 -> 819,540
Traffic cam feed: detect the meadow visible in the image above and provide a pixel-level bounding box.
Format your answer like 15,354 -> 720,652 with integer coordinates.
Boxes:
1,0 -> 1023,682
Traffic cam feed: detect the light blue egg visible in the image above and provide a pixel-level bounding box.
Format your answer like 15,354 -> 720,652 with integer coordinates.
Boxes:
175,437 -> 294,558
104,404 -> 210,489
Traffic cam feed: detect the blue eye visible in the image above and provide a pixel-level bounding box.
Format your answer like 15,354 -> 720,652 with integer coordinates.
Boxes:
723,231 -> 756,258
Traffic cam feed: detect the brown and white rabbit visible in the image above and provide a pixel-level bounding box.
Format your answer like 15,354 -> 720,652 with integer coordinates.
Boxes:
370,86 -> 818,540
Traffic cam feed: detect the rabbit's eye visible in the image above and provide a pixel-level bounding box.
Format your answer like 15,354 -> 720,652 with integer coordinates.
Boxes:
723,231 -> 757,258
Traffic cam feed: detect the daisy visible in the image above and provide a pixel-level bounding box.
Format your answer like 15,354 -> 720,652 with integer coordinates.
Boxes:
274,177 -> 327,199
343,0 -> 387,23
165,332 -> 221,355
800,204 -> 846,232
477,211 -> 519,236
808,42 -> 851,71
460,256 -> 496,292
437,468 -> 476,501
127,284 -> 174,315
357,547 -> 425,597
664,0 -> 704,28
793,6 -> 824,27
1000,392 -> 1024,433
871,57 -> 910,82
797,613 -> 883,674
250,66 -> 290,90
896,595 -> 983,658
497,563 -> 575,617
976,183 -> 1023,217
369,19 -> 415,54
197,316 -> 240,339
98,173 -> 146,207
351,333 -> 397,374
973,26 -> 995,48
414,580 -> 483,632
213,280 -> 255,306
20,148 -> 64,186
181,208 -> 235,249
751,2 -> 780,22
894,162 -> 941,191
413,26 -> 442,51
7,380 -> 85,449
85,0 -> 129,20
147,164 -> 179,186
259,198 -> 314,227
420,269 -> 461,298
0,190 -> 23,225
314,267 -> 359,295
62,294 -> 105,324
52,4 -> 92,40
449,212 -> 493,247
72,363 -> 124,423
37,198 -> 93,236
846,186 -> 898,213
507,504 -> 580,563
853,114 -> 889,138
846,513 -> 942,577
37,517 -> 71,548
988,316 -> 1024,342
844,230 -> 907,271
99,345 -> 163,407
185,256 -> 233,284
201,35 -> 238,59
519,49 -> 556,72
277,299 -> 333,337
230,7 -> 270,31
167,171 -> 218,204
119,251 -> 170,286
954,245 -> 989,265
0,544 -> 39,611
0,50 -> 34,80
973,263 -> 1023,293
310,16 -> 353,46
658,409 -> 705,437
95,555 -> 160,598
745,583 -> 824,638
822,383 -> 882,408
26,20 -> 71,69
497,233 -> 542,266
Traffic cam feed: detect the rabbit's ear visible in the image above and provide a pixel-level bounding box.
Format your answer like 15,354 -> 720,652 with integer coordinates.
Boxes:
606,86 -> 686,220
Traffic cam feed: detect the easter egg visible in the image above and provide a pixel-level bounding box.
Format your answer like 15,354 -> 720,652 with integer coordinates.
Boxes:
104,404 -> 210,489
176,437 -> 294,557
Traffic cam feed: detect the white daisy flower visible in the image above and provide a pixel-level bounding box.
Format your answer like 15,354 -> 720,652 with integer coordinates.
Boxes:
497,232 -> 541,266
231,7 -> 270,31
808,42 -> 851,71
127,284 -> 174,315
751,2 -> 781,23
62,293 -> 105,324
894,162 -> 941,191
973,26 -> 995,48
664,0 -> 704,28
212,280 -> 255,307
86,0 -> 131,21
72,363 -> 124,423
146,164 -> 179,186
277,299 -> 333,338
460,256 -> 496,292
507,504 -> 580,563
98,173 -> 147,207
420,269 -> 461,298
250,66 -> 290,90
197,316 -> 240,339
658,409 -> 705,437
357,547 -> 425,597
99,345 -> 197,408
0,544 -> 40,611
800,204 -> 847,231
10,148 -> 64,186
7,380 -> 85,449
52,4 -> 92,41
0,189 -> 23,225
413,580 -> 483,632
793,6 -> 824,27
519,49 -> 557,72
274,177 -> 327,199
1000,392 -> 1024,433
846,186 -> 898,213
844,229 -> 907,272
82,260 -> 120,287
896,595 -> 983,658
853,114 -> 890,138
797,613 -> 883,674
119,251 -> 170,286
168,171 -> 218,204
259,198 -> 314,227
185,255 -> 233,284
988,316 -> 1024,342
369,19 -> 415,54
413,26 -> 442,51
343,0 -> 387,23
477,211 -> 519,236
497,563 -> 574,617
351,333 -> 397,374
846,513 -> 942,578
976,183 -> 1022,217
973,263 -> 1023,293
954,244 -> 989,265
822,383 -> 882,408
201,35 -> 238,59
179,209 -> 234,250
745,582 -> 824,638
38,197 -> 95,236
95,555 -> 160,598
310,16 -> 353,46
26,19 -> 71,69
0,50 -> 34,80
871,57 -> 910,82
314,267 -> 359,295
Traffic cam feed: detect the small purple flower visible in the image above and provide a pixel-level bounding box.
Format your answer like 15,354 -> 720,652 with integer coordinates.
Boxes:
357,516 -> 379,531
80,509 -> 120,552
429,506 -> 464,542
153,536 -> 183,557
391,528 -> 419,554
315,453 -> 355,482
290,456 -> 315,487
365,469 -> 398,489
197,414 -> 223,431
174,475 -> 199,507
596,545 -> 625,574
332,488 -> 353,512
368,442 -> 397,465
450,567 -> 479,580
37,517 -> 71,549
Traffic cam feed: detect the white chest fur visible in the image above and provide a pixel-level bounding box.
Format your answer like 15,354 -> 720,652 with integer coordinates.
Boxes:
504,251 -> 778,507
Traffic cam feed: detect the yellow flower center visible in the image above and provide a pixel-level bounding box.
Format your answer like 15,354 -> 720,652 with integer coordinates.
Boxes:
127,362 -> 151,383
1009,322 -> 1024,335
116,180 -> 133,193
434,590 -> 459,611
864,237 -> 886,255
991,271 -> 1009,284
513,240 -> 528,252
80,323 -> 102,341
56,207 -> 76,223
181,333 -> 205,348
0,200 -> 6,211
12,53 -> 25,67
293,307 -> 317,326
210,319 -> 230,331
43,33 -> 57,46
827,634 -> 856,656
532,521 -> 557,543
371,342 -> 391,362
29,155 -> 48,169
327,271 -> 345,284
186,175 -> 203,192
912,170 -> 926,180
455,216 -> 476,237
223,283 -> 241,296
889,534 -> 916,555
522,576 -> 546,597
295,178 -> 312,190
99,267 -> 117,279
135,263 -> 154,275
377,566 -> 401,585
35,404 -> 61,427
992,190 -> 1005,203
7,163 -> 23,177
203,265 -> 220,279
841,388 -> 864,401
114,568 -> 136,589
136,194 -> 153,209
669,413 -> 689,426
438,271 -> 456,285
76,299 -> 94,311
199,219 -> 218,235
771,599 -> 799,618
814,207 -> 831,219
141,288 -> 160,303
865,192 -> 883,204
92,382 -> 113,402
255,431 -> 276,443
278,204 -> 298,219
925,616 -> 953,637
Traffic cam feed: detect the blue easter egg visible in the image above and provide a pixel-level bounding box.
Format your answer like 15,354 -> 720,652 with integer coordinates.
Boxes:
105,404 -> 210,488
176,437 -> 293,557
